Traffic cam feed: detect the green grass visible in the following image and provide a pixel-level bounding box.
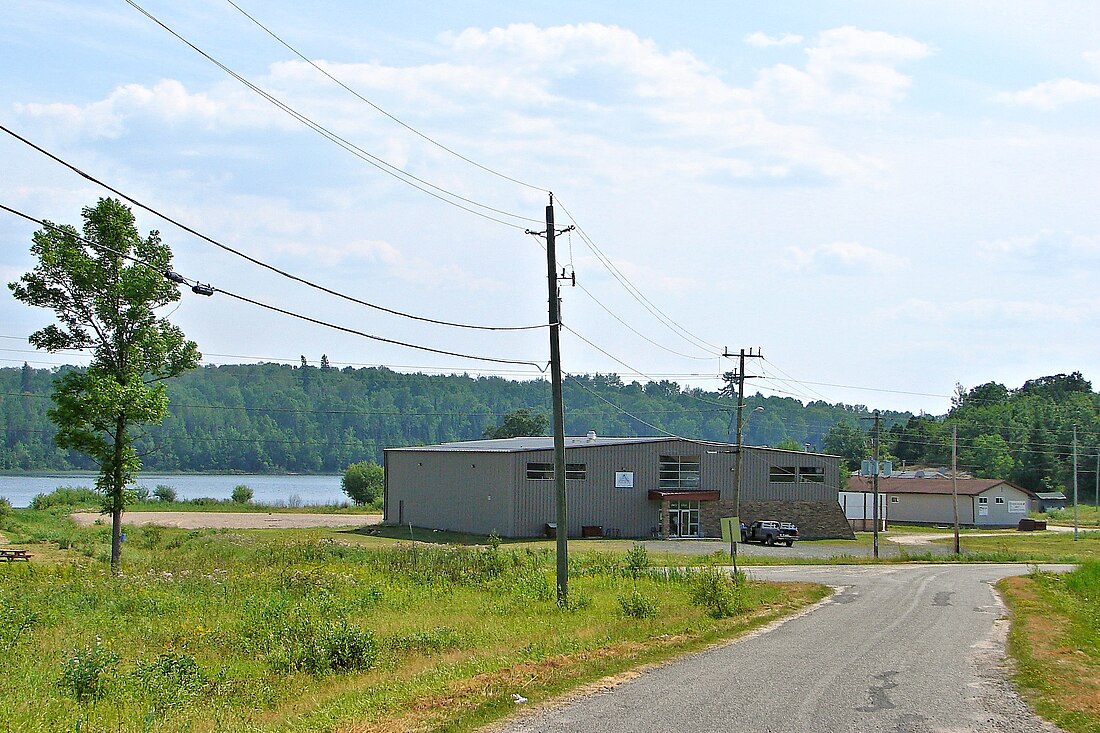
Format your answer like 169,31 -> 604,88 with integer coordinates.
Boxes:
1001,561 -> 1100,732
0,508 -> 826,732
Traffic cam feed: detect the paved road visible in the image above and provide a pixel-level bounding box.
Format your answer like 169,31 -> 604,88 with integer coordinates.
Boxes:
496,564 -> 1073,733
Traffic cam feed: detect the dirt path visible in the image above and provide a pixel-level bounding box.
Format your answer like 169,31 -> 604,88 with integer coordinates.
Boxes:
69,511 -> 382,530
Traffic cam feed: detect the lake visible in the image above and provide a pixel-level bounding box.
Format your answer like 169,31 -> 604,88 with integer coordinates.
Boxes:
0,473 -> 347,508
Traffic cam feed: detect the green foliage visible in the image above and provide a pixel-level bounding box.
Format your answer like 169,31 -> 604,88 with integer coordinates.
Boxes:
688,567 -> 746,618
30,485 -> 101,510
483,408 -> 548,438
231,484 -> 254,504
58,637 -> 120,702
130,651 -> 209,709
8,197 -> 200,574
617,590 -> 660,618
153,484 -> 177,503
264,617 -> 378,674
774,437 -> 804,451
0,496 -> 12,520
824,420 -> 869,467
342,461 -> 384,506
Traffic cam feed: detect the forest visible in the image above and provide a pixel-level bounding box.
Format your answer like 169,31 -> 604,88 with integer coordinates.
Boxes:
1,362 -> 1096,494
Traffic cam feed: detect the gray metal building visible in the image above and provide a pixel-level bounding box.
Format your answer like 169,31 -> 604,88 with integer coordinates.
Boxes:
847,477 -> 1039,527
384,435 -> 854,539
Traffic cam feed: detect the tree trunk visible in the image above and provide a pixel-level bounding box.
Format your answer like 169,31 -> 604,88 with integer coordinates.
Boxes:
110,413 -> 126,576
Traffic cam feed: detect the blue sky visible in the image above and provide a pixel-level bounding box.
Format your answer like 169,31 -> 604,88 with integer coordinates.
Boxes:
2,1 -> 1098,415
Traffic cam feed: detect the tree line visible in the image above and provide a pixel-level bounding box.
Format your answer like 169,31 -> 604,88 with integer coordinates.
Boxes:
3,362 -> 1096,494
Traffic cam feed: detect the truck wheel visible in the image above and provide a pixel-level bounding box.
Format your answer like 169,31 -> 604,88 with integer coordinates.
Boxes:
785,540 -> 793,547
765,535 -> 775,546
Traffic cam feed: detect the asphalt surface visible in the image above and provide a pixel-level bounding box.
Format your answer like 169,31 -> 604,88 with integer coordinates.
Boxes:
495,563 -> 1073,733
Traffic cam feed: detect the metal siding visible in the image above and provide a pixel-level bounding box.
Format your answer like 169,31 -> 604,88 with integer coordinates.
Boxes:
385,449 -> 512,535
389,440 -> 840,538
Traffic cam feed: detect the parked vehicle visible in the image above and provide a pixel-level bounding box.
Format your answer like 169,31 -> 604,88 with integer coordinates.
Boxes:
746,520 -> 799,547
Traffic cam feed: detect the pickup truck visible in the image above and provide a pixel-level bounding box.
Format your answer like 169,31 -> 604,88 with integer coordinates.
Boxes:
745,520 -> 799,547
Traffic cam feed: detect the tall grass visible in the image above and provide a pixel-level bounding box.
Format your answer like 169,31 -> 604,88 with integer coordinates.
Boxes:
0,508 -> 823,732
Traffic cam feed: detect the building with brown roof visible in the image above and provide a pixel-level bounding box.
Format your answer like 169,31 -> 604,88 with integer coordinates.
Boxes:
847,477 -> 1038,527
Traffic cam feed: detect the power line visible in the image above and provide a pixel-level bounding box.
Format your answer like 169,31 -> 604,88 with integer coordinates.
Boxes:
122,0 -> 540,229
0,125 -> 546,333
523,232 -> 713,361
554,196 -> 719,356
0,202 -> 544,369
222,0 -> 547,194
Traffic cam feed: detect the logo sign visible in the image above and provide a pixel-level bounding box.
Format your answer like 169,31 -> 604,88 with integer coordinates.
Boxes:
615,471 -> 634,488
1008,500 -> 1026,514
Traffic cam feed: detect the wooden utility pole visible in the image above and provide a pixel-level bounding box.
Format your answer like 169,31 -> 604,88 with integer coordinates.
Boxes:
1073,425 -> 1079,541
872,410 -> 881,559
722,347 -> 762,575
952,424 -> 960,555
530,194 -> 574,604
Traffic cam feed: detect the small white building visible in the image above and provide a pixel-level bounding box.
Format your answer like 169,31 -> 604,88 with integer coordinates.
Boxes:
847,477 -> 1038,527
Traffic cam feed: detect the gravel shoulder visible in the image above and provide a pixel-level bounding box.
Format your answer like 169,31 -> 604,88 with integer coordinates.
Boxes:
69,511 -> 382,529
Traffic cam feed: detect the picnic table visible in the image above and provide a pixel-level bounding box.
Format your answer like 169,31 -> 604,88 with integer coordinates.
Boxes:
0,548 -> 32,562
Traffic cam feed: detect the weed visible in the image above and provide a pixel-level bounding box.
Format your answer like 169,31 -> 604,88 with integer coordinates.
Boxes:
58,637 -> 119,702
688,567 -> 745,618
130,651 -> 209,709
31,486 -> 101,510
618,590 -> 660,619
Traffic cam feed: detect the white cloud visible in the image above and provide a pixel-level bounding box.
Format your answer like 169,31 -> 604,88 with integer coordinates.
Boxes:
754,26 -> 932,116
886,298 -> 1100,325
14,79 -> 221,138
995,78 -> 1100,110
744,32 -> 803,48
977,230 -> 1100,261
786,241 -> 907,272
977,233 -> 1043,258
275,238 -> 400,267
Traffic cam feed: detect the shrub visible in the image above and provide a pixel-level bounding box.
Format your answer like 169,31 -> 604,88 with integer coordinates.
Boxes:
231,485 -> 254,504
58,638 -> 119,702
618,590 -> 660,619
131,651 -> 208,708
30,486 -> 101,510
268,620 -> 377,674
342,461 -> 384,506
688,567 -> 745,619
0,496 -> 11,519
153,485 -> 177,503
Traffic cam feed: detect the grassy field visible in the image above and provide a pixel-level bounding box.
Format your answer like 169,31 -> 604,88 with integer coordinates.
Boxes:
1000,562 -> 1100,733
0,506 -> 826,733
24,485 -> 378,514
919,529 -> 1100,563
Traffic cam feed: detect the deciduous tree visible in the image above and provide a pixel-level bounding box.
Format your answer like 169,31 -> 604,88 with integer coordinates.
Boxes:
8,198 -> 200,574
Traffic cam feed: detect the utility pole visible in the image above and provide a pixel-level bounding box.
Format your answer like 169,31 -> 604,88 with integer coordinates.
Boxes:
952,424 -> 960,555
722,347 -> 762,575
1073,425 -> 1079,541
872,410 -> 881,559
528,194 -> 574,604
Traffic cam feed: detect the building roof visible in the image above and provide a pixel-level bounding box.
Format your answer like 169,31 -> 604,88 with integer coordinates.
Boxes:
387,436 -> 676,453
1035,491 -> 1068,500
848,477 -> 1037,498
386,436 -> 838,456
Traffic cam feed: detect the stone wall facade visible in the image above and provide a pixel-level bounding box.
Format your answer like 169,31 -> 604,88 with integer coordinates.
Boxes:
700,499 -> 855,540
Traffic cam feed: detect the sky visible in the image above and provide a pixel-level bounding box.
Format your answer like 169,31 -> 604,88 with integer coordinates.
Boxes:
2,1 -> 1099,416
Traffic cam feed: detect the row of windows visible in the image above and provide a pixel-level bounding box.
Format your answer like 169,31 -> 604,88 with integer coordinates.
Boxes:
525,462 -> 587,480
525,457 -> 826,487
768,466 -> 825,483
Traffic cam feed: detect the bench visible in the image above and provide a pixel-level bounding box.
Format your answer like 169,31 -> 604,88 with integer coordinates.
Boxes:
0,548 -> 32,562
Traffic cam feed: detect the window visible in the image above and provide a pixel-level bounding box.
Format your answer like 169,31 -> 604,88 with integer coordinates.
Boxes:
526,462 -> 587,480
799,467 -> 825,483
978,497 -> 988,504
659,455 -> 700,489
890,496 -> 899,503
526,462 -> 554,480
769,466 -> 797,483
995,497 -> 1004,504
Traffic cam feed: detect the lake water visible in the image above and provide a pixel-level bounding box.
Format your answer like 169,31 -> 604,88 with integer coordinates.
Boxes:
0,473 -> 347,508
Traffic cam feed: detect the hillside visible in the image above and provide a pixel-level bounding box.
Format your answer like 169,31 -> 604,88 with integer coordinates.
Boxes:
0,362 -> 905,473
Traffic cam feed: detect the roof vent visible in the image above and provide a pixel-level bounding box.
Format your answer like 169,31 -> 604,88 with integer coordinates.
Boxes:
586,430 -> 597,442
